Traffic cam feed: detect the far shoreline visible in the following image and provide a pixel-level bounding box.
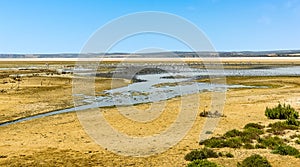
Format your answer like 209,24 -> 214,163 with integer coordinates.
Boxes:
1,57 -> 300,63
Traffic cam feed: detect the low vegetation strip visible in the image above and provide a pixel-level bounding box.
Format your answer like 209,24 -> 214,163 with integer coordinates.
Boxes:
185,103 -> 300,166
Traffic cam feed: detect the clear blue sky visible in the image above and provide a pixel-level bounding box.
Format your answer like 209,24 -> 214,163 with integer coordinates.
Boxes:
0,0 -> 299,53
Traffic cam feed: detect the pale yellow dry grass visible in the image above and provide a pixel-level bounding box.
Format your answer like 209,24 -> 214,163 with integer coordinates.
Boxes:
1,76 -> 300,166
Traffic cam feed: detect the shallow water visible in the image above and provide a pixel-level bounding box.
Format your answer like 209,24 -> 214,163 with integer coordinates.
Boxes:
1,66 -> 300,126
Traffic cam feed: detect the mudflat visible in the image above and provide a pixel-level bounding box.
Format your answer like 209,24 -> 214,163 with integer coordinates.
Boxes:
0,62 -> 300,166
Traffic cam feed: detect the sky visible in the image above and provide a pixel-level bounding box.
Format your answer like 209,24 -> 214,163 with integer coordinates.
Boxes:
0,0 -> 299,53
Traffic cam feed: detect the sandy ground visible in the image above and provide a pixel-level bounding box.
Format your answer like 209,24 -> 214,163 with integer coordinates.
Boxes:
0,70 -> 129,124
0,75 -> 300,166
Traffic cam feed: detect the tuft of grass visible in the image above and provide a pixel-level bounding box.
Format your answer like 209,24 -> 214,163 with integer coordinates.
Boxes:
184,148 -> 218,161
286,117 -> 300,126
201,123 -> 264,148
224,129 -> 243,138
272,144 -> 300,156
225,152 -> 234,158
200,137 -> 225,148
187,159 -> 219,167
223,137 -> 243,148
237,154 -> 272,167
258,136 -> 285,149
267,121 -> 298,134
265,103 -> 298,120
255,144 -> 267,149
243,143 -> 255,149
244,123 -> 265,130
290,134 -> 300,139
240,128 -> 264,143
201,137 -> 243,148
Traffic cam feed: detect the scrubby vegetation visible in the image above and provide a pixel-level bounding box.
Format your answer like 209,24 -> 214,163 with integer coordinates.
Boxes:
200,123 -> 265,149
244,123 -> 265,129
184,148 -> 235,167
200,137 -> 243,148
187,159 -> 219,167
257,136 -> 284,149
237,154 -> 272,167
184,147 -> 234,162
184,148 -> 218,161
286,116 -> 300,126
186,103 -> 300,166
224,152 -> 234,158
272,144 -> 300,156
266,121 -> 298,134
265,103 -> 299,119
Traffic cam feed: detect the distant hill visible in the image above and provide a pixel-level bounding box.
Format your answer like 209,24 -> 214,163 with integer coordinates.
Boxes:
1,50 -> 300,58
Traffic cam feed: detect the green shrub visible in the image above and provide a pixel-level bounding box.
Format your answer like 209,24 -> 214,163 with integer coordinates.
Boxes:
224,129 -> 243,138
272,144 -> 300,156
184,148 -> 218,161
243,143 -> 255,149
285,116 -> 300,126
217,152 -> 234,158
200,137 -> 243,148
296,140 -> 300,144
201,127 -> 263,148
267,121 -> 298,134
244,123 -> 265,129
225,152 -> 234,158
237,154 -> 272,167
258,136 -> 285,149
224,137 -> 243,148
265,103 -> 298,119
187,159 -> 219,167
290,134 -> 300,139
200,137 -> 224,148
241,128 -> 264,143
255,144 -> 267,149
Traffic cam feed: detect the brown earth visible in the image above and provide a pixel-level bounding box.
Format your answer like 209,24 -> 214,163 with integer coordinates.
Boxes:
1,73 -> 300,166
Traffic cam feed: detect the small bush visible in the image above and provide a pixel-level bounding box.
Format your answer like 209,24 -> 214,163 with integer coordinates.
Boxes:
237,154 -> 272,167
184,148 -> 218,161
200,137 -> 224,148
290,134 -> 300,139
255,144 -> 267,149
258,136 -> 284,149
272,144 -> 300,156
244,123 -> 265,129
267,121 -> 298,134
241,128 -> 264,143
225,152 -> 234,158
286,117 -> 300,126
224,129 -> 243,138
187,159 -> 218,167
200,137 -> 243,148
224,137 -> 243,148
265,103 -> 298,120
243,143 -> 255,149
217,152 -> 234,158
201,127 -> 263,148
295,140 -> 300,144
